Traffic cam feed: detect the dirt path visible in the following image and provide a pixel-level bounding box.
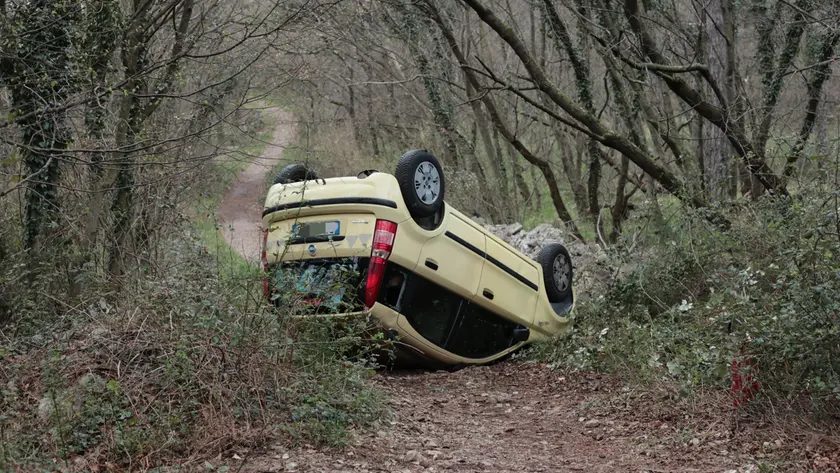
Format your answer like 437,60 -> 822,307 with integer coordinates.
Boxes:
242,362 -> 795,473
218,108 -> 296,261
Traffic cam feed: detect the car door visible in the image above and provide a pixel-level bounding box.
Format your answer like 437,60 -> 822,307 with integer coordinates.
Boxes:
410,211 -> 485,300
394,210 -> 484,354
473,236 -> 539,327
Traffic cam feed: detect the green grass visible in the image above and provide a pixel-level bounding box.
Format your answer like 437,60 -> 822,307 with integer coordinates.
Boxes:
193,220 -> 257,282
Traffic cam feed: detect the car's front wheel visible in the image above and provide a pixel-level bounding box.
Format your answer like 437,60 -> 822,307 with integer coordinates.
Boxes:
394,149 -> 445,219
538,243 -> 573,302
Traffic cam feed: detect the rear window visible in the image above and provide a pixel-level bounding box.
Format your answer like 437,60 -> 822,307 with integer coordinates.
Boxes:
268,257 -> 368,314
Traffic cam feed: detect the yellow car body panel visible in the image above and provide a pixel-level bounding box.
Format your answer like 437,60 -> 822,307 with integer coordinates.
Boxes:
262,171 -> 573,366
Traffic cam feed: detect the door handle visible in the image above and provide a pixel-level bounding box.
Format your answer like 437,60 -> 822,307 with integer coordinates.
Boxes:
425,259 -> 439,270
482,289 -> 494,300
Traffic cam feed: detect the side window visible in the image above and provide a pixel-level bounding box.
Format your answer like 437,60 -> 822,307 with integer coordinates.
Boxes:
445,302 -> 518,359
399,272 -> 462,348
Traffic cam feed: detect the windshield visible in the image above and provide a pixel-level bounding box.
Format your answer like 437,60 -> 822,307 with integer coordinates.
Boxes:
268,257 -> 367,314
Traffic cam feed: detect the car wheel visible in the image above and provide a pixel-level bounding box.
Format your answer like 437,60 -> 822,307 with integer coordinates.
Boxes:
395,149 -> 445,219
274,163 -> 318,185
537,243 -> 573,302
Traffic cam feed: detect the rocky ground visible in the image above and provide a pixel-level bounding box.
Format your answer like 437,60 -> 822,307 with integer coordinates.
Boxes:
478,220 -> 614,303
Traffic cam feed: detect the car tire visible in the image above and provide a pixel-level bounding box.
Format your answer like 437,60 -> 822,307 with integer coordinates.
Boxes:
395,149 -> 445,219
537,243 -> 573,302
274,163 -> 318,185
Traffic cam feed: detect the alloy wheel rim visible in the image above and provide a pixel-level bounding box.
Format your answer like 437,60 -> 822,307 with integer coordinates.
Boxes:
413,161 -> 441,204
553,254 -> 569,292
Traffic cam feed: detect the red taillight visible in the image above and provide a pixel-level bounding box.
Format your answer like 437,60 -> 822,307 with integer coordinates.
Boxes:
261,228 -> 269,297
364,220 -> 398,309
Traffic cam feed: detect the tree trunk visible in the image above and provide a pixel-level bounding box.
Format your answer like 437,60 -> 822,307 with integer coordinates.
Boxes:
541,0 -> 600,217
701,0 -> 734,201
11,0 -> 75,253
506,140 -> 530,204
784,30 -> 840,177
556,131 -> 588,215
463,12 -> 505,189
345,66 -> 364,149
362,60 -> 382,158
462,45 -> 505,188
722,0 -> 739,198
608,156 -> 630,244
750,0 -> 809,197
83,0 -> 119,177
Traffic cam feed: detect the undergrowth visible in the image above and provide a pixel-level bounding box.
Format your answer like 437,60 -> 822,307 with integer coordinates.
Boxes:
530,190 -> 840,419
0,105 -> 387,472
0,229 -> 386,471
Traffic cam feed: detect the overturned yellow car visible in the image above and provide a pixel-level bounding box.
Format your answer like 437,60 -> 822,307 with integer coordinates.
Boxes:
260,150 -> 574,368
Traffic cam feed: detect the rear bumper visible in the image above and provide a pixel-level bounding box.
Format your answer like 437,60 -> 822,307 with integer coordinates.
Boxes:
263,197 -> 398,218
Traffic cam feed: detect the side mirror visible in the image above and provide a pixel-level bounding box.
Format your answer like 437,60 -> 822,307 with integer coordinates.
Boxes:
511,326 -> 530,344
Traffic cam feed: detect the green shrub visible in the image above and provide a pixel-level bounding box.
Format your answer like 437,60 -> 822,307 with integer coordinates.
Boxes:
530,192 -> 840,416
0,230 -> 386,470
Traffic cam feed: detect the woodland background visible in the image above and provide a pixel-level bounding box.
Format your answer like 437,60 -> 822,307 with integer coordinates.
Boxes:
1,0 -> 839,470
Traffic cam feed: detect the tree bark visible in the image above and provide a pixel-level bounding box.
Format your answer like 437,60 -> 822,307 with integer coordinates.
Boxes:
11,0 -> 76,252
541,0 -> 600,216
463,11 -> 506,189
754,0 -> 810,156
701,0 -> 734,201
345,65 -> 364,149
556,128 -> 588,213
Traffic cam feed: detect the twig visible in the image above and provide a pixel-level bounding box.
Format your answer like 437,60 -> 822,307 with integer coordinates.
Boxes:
0,157 -> 54,199
781,56 -> 840,78
596,207 -> 608,248
347,74 -> 420,86
466,61 -> 602,141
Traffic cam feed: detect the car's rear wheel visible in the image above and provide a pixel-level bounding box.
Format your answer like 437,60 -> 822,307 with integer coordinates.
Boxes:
538,243 -> 573,302
395,150 -> 445,219
274,163 -> 318,184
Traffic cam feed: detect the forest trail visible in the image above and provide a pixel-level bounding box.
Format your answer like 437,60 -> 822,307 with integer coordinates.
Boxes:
244,363 -> 766,473
218,108 -> 296,261
218,113 -> 790,473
